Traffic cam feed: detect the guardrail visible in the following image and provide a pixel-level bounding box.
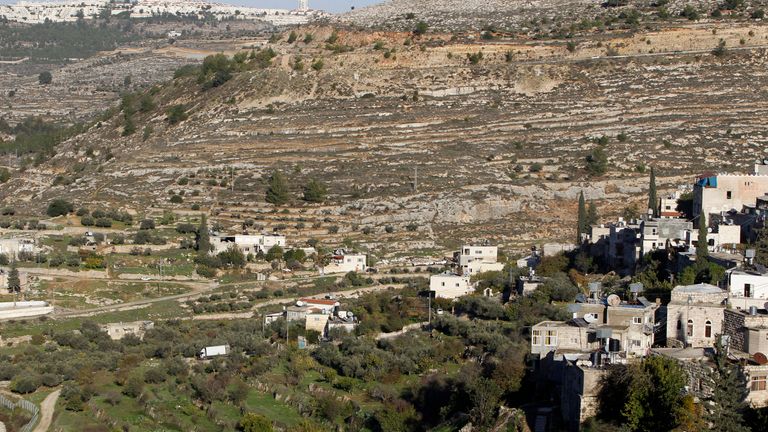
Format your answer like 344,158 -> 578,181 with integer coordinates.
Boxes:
0,394 -> 39,432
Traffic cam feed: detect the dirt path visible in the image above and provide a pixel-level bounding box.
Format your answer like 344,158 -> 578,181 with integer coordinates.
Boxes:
32,389 -> 60,432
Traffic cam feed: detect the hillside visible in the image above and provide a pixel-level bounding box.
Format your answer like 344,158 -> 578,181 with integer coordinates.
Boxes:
3,17 -> 768,254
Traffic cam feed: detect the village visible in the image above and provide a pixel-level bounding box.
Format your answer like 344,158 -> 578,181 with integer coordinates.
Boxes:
0,161 -> 767,429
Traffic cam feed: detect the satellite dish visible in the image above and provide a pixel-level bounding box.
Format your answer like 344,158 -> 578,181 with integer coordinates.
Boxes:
296,301 -> 305,307
584,313 -> 598,324
607,294 -> 621,307
755,352 -> 768,365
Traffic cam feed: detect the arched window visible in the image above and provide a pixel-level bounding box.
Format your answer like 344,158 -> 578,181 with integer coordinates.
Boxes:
687,320 -> 694,337
705,320 -> 712,338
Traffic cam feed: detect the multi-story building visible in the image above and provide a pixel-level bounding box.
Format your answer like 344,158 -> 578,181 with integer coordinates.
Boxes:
455,244 -> 504,275
211,233 -> 286,255
693,171 -> 768,219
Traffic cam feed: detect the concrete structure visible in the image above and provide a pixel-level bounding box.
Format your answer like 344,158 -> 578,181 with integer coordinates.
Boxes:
321,253 -> 366,274
728,269 -> 768,302
101,321 -> 154,340
531,298 -> 659,359
211,233 -> 286,255
659,192 -> 683,218
516,274 -> 543,296
0,238 -> 38,259
455,244 -> 504,275
0,301 -> 52,320
429,273 -> 473,299
693,172 -> 768,219
665,283 -> 728,348
639,218 -> 692,256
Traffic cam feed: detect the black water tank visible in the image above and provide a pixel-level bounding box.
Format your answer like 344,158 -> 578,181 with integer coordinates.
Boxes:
609,338 -> 621,352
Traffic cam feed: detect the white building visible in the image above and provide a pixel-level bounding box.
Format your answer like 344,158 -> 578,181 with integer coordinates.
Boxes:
429,273 -> 473,299
211,234 -> 286,255
321,253 -> 366,274
0,238 -> 38,259
456,244 -> 503,275
728,269 -> 768,303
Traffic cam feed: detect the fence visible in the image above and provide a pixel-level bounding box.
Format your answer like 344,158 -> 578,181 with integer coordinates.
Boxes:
0,394 -> 39,432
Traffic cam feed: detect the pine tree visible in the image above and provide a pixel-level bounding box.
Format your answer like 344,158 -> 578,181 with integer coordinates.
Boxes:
7,261 -> 19,294
648,167 -> 658,218
196,215 -> 211,254
302,179 -> 327,203
577,191 -> 587,244
697,213 -> 709,259
265,171 -> 290,205
707,338 -> 749,432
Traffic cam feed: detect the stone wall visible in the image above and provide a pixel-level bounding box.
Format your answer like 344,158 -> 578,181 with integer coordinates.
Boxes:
723,309 -> 747,351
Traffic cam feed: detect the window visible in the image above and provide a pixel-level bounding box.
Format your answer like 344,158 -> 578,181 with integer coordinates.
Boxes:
629,339 -> 641,347
727,191 -> 732,199
532,330 -> 542,345
632,317 -> 642,324
455,283 -> 460,287
745,284 -> 753,298
687,320 -> 694,337
570,337 -> 579,344
545,330 -> 557,346
677,320 -> 682,330
751,375 -> 767,391
441,282 -> 445,287
705,320 -> 712,338
585,313 -> 598,322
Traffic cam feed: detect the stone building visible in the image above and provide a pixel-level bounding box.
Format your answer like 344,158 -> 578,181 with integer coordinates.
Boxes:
665,283 -> 728,348
693,171 -> 768,219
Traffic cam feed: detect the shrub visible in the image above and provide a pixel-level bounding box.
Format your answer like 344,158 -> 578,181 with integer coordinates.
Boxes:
38,71 -> 52,85
170,195 -> 183,203
144,368 -> 167,384
94,217 -> 112,228
413,21 -> 429,35
140,219 -> 156,230
80,215 -> 94,226
166,105 -> 188,125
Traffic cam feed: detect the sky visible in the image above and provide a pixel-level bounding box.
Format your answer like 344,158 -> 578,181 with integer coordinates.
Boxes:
0,1 -> 387,14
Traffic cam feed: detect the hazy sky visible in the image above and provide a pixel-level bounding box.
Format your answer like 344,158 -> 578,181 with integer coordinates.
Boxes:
0,1 -> 387,14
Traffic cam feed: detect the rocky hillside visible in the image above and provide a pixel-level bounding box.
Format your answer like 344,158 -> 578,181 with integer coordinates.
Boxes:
340,0 -> 768,31
3,20 -> 768,253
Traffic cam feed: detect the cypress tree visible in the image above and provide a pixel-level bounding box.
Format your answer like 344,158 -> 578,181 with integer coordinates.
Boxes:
577,191 -> 587,244
648,167 -> 658,218
587,202 -> 599,226
707,338 -> 749,432
7,261 -> 19,294
265,170 -> 290,205
697,213 -> 709,259
196,215 -> 211,254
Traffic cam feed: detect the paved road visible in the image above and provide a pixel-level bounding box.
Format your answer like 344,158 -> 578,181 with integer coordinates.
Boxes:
32,389 -> 60,432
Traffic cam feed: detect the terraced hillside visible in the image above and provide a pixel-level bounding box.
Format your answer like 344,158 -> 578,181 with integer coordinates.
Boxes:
3,20 -> 768,255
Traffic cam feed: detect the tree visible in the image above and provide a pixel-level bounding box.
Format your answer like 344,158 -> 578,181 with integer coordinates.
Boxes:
239,413 -> 273,432
413,21 -> 429,35
265,245 -> 284,262
577,191 -> 587,244
648,167 -> 658,218
586,147 -> 608,176
46,199 -> 73,217
587,202 -> 599,226
302,179 -> 327,203
707,338 -> 749,431
265,170 -> 290,205
38,71 -> 52,85
7,262 -> 20,294
196,215 -> 211,254
166,105 -> 188,125
697,213 -> 709,259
